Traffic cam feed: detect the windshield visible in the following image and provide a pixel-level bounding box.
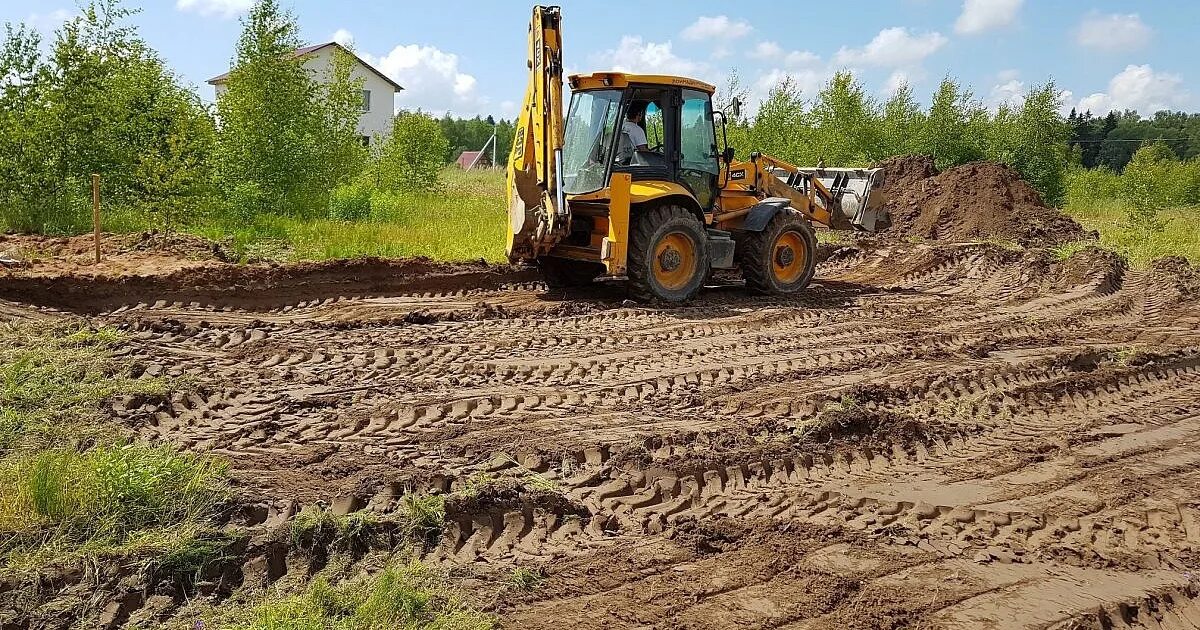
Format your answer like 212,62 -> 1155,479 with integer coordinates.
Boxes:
562,89 -> 621,194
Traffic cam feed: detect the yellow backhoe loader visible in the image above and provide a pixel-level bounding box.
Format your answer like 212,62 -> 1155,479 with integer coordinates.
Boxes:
507,6 -> 888,302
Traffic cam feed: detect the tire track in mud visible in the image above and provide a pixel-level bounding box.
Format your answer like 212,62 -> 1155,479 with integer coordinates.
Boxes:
10,241 -> 1198,629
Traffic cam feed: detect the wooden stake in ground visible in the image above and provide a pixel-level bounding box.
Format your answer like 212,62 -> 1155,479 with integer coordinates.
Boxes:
91,173 -> 100,264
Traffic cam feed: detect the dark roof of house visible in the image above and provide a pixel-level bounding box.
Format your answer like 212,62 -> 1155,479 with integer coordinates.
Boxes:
206,42 -> 403,92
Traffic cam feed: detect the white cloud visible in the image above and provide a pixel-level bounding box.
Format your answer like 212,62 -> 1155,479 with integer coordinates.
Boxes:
24,8 -> 73,37
363,44 -> 487,115
175,0 -> 252,19
833,27 -> 948,68
748,41 -> 782,60
331,29 -> 354,47
883,70 -> 912,95
1076,64 -> 1191,115
988,78 -> 1025,109
1075,13 -> 1151,52
954,0 -> 1023,35
745,67 -> 831,116
997,68 -> 1020,82
591,36 -> 709,77
681,16 -> 752,42
749,41 -> 820,68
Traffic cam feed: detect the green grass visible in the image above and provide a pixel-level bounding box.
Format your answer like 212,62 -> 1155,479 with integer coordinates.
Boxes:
189,168 -> 507,263
227,557 -> 494,630
0,322 -> 229,573
0,323 -> 167,451
507,567 -> 543,592
290,505 -> 380,552
1063,199 -> 1200,266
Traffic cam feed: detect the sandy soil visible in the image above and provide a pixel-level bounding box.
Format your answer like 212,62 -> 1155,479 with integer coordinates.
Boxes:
3,236 -> 1198,629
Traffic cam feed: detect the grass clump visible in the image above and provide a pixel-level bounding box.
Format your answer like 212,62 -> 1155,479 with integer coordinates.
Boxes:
155,528 -> 245,589
230,558 -> 494,630
508,567 -> 543,592
0,323 -> 167,451
290,506 -> 381,552
400,494 -> 446,542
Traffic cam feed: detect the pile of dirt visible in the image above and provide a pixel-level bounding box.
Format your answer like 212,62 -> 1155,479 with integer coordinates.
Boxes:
874,157 -> 1090,247
873,155 -> 938,195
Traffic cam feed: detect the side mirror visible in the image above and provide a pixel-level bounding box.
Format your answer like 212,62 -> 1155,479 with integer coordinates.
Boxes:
722,146 -> 736,164
729,97 -> 742,119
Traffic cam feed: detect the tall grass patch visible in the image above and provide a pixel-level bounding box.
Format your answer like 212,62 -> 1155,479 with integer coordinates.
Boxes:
1063,199 -> 1200,266
190,168 -> 507,263
228,558 -> 493,630
0,322 -> 229,571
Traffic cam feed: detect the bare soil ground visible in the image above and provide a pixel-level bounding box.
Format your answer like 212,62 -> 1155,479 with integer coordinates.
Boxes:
4,233 -> 1199,628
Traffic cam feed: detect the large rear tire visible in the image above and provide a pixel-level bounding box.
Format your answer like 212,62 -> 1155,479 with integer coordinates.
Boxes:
737,210 -> 817,295
538,257 -> 604,288
628,205 -> 709,302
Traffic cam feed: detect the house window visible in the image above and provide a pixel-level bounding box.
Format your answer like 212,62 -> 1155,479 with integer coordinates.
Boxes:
361,89 -> 371,113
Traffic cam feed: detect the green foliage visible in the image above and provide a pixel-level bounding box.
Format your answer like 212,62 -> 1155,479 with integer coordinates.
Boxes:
231,558 -> 494,630
0,1 -> 216,234
917,78 -> 988,169
1064,198 -> 1200,267
372,112 -> 451,192
439,113 -> 514,166
1065,145 -> 1200,250
328,182 -> 373,221
214,0 -> 366,219
1,444 -> 228,554
1070,109 -> 1200,171
195,168 -> 507,263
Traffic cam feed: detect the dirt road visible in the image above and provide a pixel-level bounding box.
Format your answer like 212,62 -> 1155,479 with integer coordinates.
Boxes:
5,240 -> 1200,628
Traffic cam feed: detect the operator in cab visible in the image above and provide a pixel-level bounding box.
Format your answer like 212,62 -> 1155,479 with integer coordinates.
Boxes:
615,101 -> 649,165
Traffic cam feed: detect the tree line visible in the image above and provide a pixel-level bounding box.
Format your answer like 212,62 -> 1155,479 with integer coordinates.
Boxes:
1068,109 -> 1200,172
720,72 -> 1073,205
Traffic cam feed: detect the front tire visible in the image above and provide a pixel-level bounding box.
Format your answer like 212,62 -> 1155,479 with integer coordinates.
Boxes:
628,205 -> 709,302
737,210 -> 817,294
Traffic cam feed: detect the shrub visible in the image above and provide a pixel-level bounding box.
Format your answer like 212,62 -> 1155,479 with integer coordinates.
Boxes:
328,182 -> 372,221
372,112 -> 451,193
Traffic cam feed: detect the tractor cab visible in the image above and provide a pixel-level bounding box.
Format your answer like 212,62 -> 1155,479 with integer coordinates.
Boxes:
561,73 -> 722,211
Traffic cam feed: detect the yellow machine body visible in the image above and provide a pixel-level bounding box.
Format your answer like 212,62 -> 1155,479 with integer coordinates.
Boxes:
507,6 -> 886,301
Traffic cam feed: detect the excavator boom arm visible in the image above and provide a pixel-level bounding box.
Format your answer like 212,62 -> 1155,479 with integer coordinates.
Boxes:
506,5 -> 566,260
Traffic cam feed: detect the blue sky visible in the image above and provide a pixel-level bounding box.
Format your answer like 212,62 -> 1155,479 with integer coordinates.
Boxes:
7,1 -> 1197,119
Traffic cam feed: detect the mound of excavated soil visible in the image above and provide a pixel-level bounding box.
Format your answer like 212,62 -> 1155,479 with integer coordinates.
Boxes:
874,155 -> 938,195
874,158 -> 1089,247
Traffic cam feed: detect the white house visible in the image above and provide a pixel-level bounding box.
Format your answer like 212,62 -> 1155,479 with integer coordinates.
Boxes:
207,42 -> 403,146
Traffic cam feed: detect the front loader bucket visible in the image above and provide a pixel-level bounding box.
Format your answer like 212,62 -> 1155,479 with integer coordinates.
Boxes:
781,167 -> 888,232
